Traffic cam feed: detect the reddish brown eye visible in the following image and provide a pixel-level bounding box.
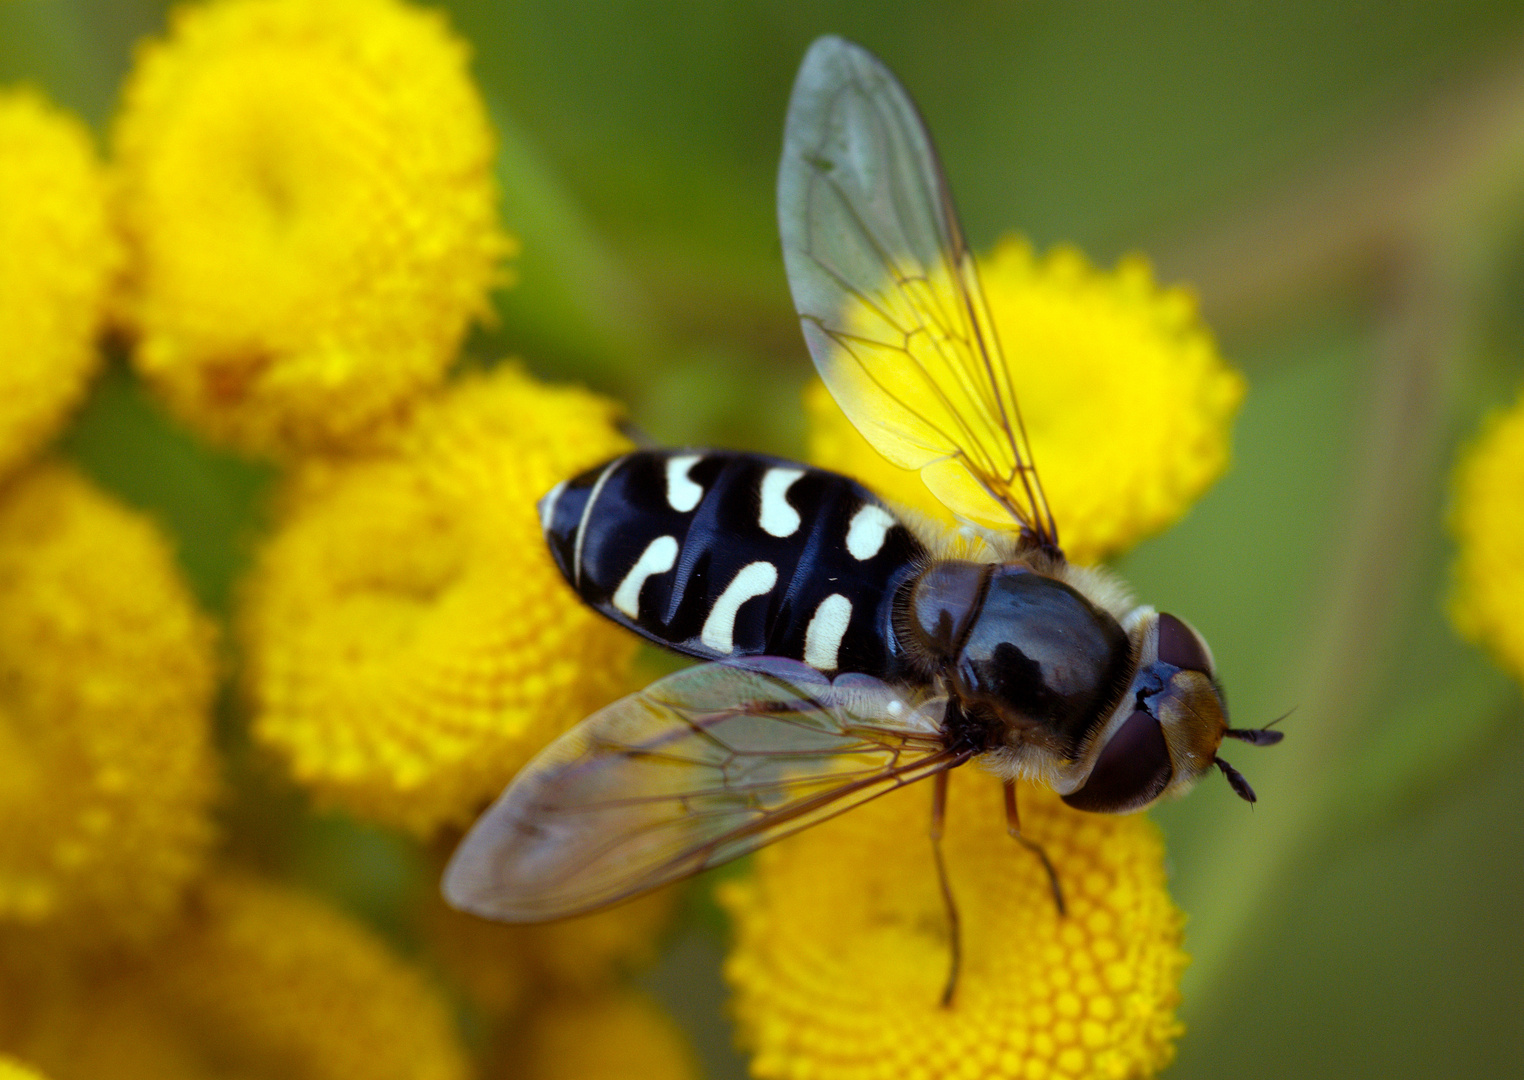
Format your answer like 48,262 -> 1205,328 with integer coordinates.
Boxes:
1157,612 -> 1211,674
1061,710 -> 1172,813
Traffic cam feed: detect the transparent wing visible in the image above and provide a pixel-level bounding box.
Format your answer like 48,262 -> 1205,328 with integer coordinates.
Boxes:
442,657 -> 961,921
779,35 -> 1060,553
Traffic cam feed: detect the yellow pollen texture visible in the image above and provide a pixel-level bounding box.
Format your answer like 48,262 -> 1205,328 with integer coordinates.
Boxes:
1449,389 -> 1524,686
242,366 -> 636,834
721,769 -> 1187,1080
807,238 -> 1243,564
111,0 -> 514,457
0,89 -> 119,479
0,871 -> 469,1080
0,464 -> 217,942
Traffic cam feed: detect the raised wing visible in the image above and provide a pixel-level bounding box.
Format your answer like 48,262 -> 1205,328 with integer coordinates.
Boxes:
443,657 -> 961,921
779,36 -> 1060,554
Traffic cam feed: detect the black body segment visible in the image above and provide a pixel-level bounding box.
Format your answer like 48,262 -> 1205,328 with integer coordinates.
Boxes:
949,567 -> 1133,758
541,450 -> 927,679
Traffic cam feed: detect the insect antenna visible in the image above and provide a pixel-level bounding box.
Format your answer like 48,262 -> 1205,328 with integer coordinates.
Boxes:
1224,707 -> 1292,746
1223,726 -> 1284,746
1213,756 -> 1258,804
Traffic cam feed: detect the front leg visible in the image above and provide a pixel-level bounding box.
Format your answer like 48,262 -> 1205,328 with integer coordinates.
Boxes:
1005,779 -> 1066,916
930,769 -> 961,1008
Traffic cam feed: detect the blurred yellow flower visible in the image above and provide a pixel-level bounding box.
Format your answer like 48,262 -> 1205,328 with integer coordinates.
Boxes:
721,770 -> 1186,1080
242,366 -> 637,834
1449,388 -> 1524,685
807,238 -> 1243,564
112,0 -> 513,457
0,463 -> 217,942
510,988 -> 699,1080
0,871 -> 469,1080
425,880 -> 679,1017
0,1057 -> 48,1080
0,88 -> 119,479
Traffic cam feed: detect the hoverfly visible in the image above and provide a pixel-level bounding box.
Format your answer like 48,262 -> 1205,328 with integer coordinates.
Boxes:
444,35 -> 1281,1005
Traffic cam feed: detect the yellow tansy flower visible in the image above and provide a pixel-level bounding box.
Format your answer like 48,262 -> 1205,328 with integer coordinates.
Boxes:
1449,388 -> 1524,684
721,769 -> 1186,1080
0,872 -> 469,1080
0,463 -> 217,942
242,366 -> 636,834
425,881 -> 679,1017
511,989 -> 700,1080
0,89 -> 119,479
807,238 -> 1243,564
0,1058 -> 48,1080
112,0 -> 513,457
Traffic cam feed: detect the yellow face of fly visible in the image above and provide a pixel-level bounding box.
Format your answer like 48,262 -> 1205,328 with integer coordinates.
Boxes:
1155,668 -> 1231,796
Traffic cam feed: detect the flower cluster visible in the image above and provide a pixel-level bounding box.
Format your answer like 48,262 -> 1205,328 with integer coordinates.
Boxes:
0,464 -> 217,943
1450,387 -> 1524,686
241,366 -> 636,833
424,879 -> 681,1015
0,1059 -> 47,1080
0,89 -> 119,477
0,873 -> 471,1080
0,2 -> 1249,1077
423,881 -> 695,1080
0,0 -> 681,1075
514,989 -> 700,1080
113,0 -> 514,457
723,772 -> 1187,1080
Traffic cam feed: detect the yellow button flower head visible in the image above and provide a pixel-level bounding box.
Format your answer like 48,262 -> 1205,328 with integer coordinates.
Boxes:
242,366 -> 636,834
0,1058 -> 48,1080
157,873 -> 470,1080
0,89 -> 119,479
512,989 -> 699,1080
1449,388 -> 1524,683
722,769 -> 1187,1080
0,463 -> 217,942
425,882 -> 679,1017
112,0 -> 513,457
806,238 -> 1244,564
0,871 -> 469,1080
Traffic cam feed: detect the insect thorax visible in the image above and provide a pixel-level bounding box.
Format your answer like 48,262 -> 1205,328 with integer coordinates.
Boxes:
903,562 -> 1135,761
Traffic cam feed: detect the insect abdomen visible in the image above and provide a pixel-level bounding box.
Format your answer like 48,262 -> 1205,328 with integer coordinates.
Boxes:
541,450 -> 925,678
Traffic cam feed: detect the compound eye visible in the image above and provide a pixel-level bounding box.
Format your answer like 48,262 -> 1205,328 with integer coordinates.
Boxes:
1157,612 -> 1212,675
1061,710 -> 1173,813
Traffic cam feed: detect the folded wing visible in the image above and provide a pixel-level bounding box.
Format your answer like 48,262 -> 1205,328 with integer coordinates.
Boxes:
443,656 -> 957,920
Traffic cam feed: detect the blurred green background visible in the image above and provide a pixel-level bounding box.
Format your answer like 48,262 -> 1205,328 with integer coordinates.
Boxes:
6,1 -> 1524,1076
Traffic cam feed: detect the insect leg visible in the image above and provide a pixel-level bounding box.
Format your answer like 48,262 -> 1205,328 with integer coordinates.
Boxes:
1004,779 -> 1066,916
930,769 -> 961,1009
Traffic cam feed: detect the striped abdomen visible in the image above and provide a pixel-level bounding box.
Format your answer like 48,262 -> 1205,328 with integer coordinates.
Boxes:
540,450 -> 926,679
